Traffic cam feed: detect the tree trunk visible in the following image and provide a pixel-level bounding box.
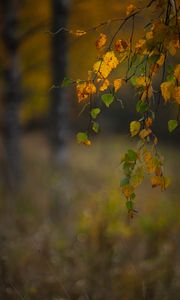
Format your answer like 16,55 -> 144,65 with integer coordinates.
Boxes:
49,0 -> 70,165
1,0 -> 22,188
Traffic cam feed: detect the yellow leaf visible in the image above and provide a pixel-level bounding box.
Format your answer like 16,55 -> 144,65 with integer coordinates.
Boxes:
151,176 -> 170,190
156,54 -> 165,66
146,31 -> 153,40
130,121 -> 141,137
76,82 -> 96,102
139,128 -> 152,139
130,167 -> 144,188
135,39 -> 148,54
122,184 -> 134,198
166,39 -> 179,56
99,79 -> 110,91
96,33 -> 107,49
174,64 -> 180,83
173,86 -> 180,104
93,60 -> 111,78
151,176 -> 162,188
76,82 -> 88,102
83,139 -> 91,146
114,79 -> 123,92
136,76 -> 150,87
126,4 -> 136,15
143,151 -> 157,173
141,85 -> 153,100
160,81 -> 175,102
103,51 -> 119,69
70,29 -> 86,37
85,82 -> 96,94
150,63 -> 160,76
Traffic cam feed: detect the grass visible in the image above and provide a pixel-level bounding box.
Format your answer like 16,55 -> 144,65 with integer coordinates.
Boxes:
0,132 -> 180,300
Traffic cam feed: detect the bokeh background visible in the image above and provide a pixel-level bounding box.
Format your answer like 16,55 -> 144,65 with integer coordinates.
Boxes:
0,0 -> 180,299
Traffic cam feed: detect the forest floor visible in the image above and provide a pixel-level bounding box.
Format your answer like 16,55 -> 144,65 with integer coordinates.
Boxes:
0,132 -> 180,300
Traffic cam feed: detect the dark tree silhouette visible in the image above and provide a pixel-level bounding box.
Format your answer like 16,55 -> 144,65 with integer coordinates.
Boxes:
49,0 -> 70,165
1,0 -> 22,187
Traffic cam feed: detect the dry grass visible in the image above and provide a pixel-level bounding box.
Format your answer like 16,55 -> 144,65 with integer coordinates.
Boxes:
0,132 -> 180,300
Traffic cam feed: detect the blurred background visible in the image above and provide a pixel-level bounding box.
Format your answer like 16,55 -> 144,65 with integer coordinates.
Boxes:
0,0 -> 180,299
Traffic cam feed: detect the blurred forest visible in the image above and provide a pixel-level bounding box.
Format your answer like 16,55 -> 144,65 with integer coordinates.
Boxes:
0,0 -> 180,299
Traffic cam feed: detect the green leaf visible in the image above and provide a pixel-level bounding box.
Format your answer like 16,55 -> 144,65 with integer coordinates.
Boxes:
130,193 -> 136,200
92,121 -> 99,133
148,54 -> 159,64
166,74 -> 175,82
123,162 -> 131,176
167,65 -> 174,73
120,178 -> 129,187
91,108 -> 101,119
76,132 -> 88,143
168,120 -> 178,133
130,77 -> 137,86
101,93 -> 114,107
130,121 -> 141,136
126,200 -> 133,210
136,101 -> 149,113
61,77 -> 73,87
127,149 -> 137,161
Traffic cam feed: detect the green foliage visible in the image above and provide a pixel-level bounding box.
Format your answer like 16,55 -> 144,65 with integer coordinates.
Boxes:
91,107 -> 101,119
101,93 -> 114,107
168,119 -> 178,132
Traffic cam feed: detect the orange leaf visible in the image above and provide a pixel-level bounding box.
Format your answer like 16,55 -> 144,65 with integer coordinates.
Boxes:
96,33 -> 107,49
126,4 -> 136,15
114,79 -> 123,92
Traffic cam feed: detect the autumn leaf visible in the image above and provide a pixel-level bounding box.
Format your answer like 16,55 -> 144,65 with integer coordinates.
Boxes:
85,82 -> 96,94
156,54 -> 165,66
143,151 -> 157,173
96,33 -> 107,49
76,82 -> 89,102
99,79 -> 110,91
126,4 -> 136,15
173,86 -> 180,104
103,51 -> 119,69
139,128 -> 152,139
130,167 -> 144,188
114,39 -> 128,52
114,79 -> 123,92
166,39 -> 179,56
146,31 -> 153,40
135,39 -> 148,54
76,132 -> 91,146
93,60 -> 111,78
160,81 -> 175,102
136,76 -> 150,87
151,176 -> 170,190
76,82 -> 96,102
130,121 -> 141,137
122,184 -> 134,198
174,64 -> 180,83
70,29 -> 86,37
141,85 -> 153,101
145,117 -> 153,127
151,176 -> 162,188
